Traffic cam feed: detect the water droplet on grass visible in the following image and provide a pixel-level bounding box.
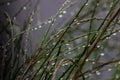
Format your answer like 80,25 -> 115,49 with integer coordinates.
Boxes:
59,15 -> 63,18
23,6 -> 27,10
63,11 -> 67,14
7,2 -> 10,6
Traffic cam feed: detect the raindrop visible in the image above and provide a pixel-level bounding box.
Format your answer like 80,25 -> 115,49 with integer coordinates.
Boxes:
53,42 -> 56,45
77,22 -> 80,25
31,28 -> 34,31
97,45 -> 100,48
89,73 -> 92,77
38,25 -> 42,28
64,63 -> 68,66
45,21 -> 47,24
97,3 -> 99,6
66,43 -> 70,46
52,23 -> 54,26
108,68 -> 112,71
7,2 -> 10,6
88,44 -> 91,47
13,17 -> 16,20
25,78 -> 29,80
51,63 -> 55,66
92,62 -> 95,64
110,2 -> 113,8
118,61 -> 120,64
59,15 -> 63,18
116,75 -> 119,79
30,18 -> 33,22
106,37 -> 111,40
60,78 -> 63,80
84,75 -> 88,78
46,54 -> 49,56
34,27 -> 38,30
100,53 -> 104,56
112,33 -> 117,36
68,52 -> 71,54
63,11 -> 67,14
49,73 -> 52,75
96,71 -> 101,75
85,59 -> 89,62
96,32 -> 98,35
37,61 -> 40,63
23,6 -> 27,10
85,3 -> 88,6
48,20 -> 52,23
82,45 -> 85,48
68,47 -> 71,50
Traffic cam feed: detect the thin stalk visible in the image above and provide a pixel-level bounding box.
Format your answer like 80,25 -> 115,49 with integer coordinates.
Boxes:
72,5 -> 120,80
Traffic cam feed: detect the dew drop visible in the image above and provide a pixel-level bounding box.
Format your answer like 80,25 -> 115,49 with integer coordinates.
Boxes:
45,22 -> 47,24
92,62 -> 95,64
30,18 -> 33,22
68,47 -> 71,50
60,78 -> 63,80
7,2 -> 10,6
106,37 -> 109,39
25,78 -> 29,80
85,3 -> 88,6
84,75 -> 88,78
96,71 -> 101,75
37,61 -> 40,63
68,52 -> 71,54
100,53 -> 104,56
116,75 -> 119,79
23,6 -> 27,10
64,63 -> 68,66
113,33 -> 117,36
38,25 -> 42,28
77,22 -> 80,25
34,27 -> 38,30
97,3 -> 99,6
63,11 -> 67,14
118,61 -> 120,64
85,59 -> 89,62
48,20 -> 52,23
13,17 -> 16,20
51,63 -> 55,66
53,42 -> 56,45
66,43 -> 70,46
31,28 -> 34,31
97,45 -> 100,48
82,45 -> 85,48
89,73 -> 92,77
49,73 -> 52,75
110,2 -> 113,8
108,68 -> 112,71
59,15 -> 63,18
